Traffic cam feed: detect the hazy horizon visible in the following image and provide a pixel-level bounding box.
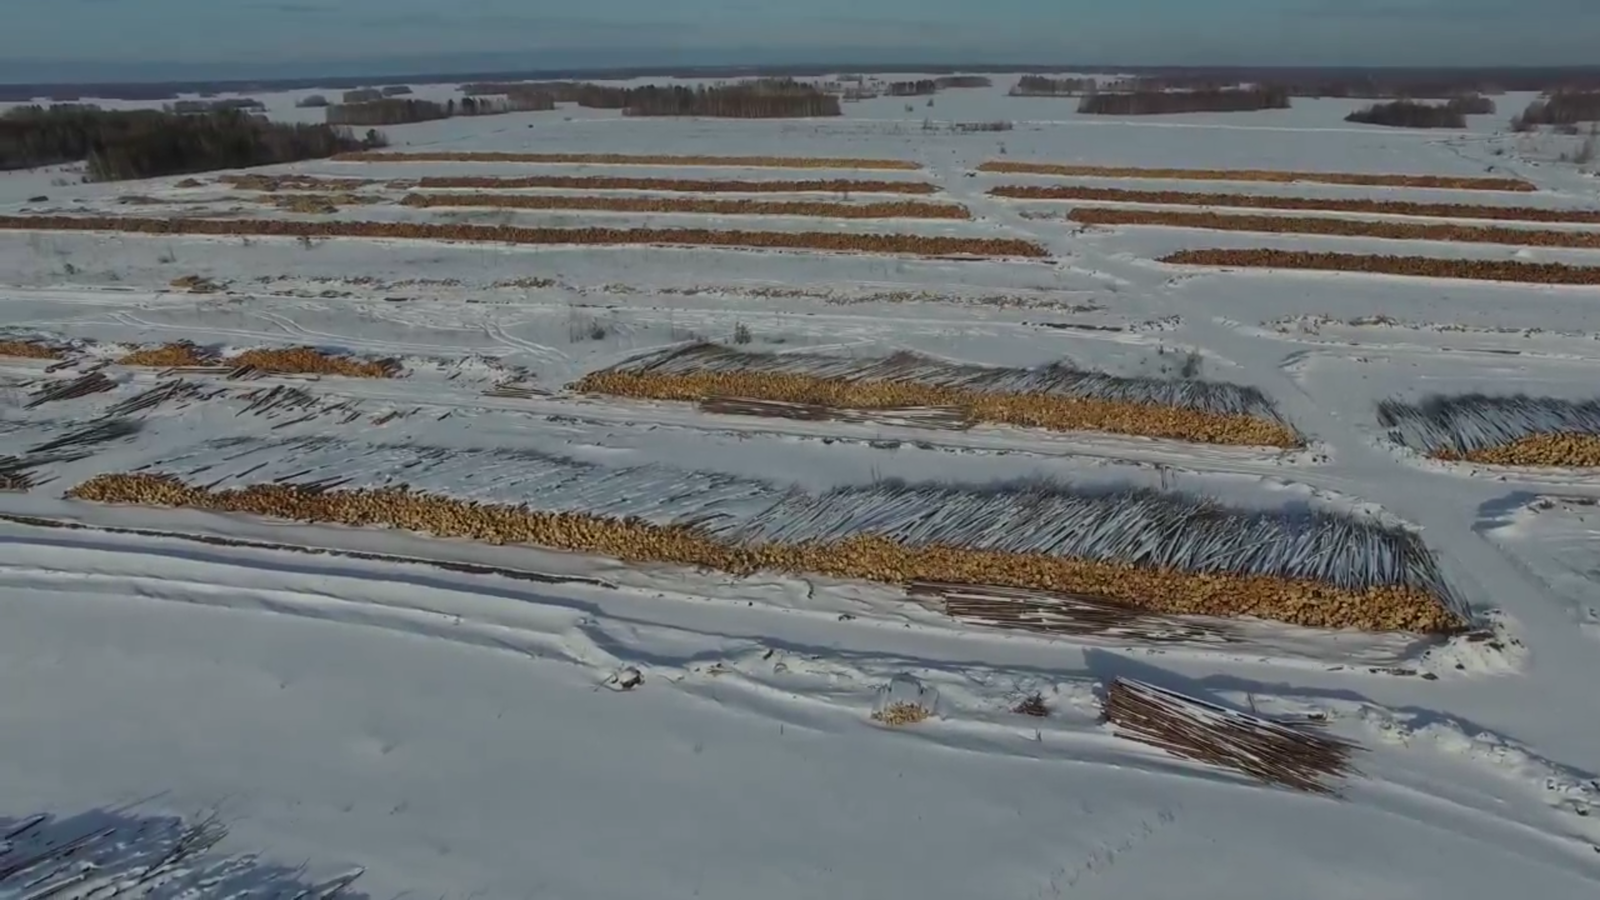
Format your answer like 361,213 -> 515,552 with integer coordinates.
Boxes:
4,0 -> 1599,84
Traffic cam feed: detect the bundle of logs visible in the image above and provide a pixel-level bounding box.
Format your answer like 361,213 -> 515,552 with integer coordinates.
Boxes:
1103,678 -> 1360,794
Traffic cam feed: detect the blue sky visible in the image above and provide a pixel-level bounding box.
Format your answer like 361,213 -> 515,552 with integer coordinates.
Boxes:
3,0 -> 1597,81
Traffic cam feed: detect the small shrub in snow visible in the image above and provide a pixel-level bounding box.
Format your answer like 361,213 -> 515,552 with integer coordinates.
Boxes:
872,675 -> 937,726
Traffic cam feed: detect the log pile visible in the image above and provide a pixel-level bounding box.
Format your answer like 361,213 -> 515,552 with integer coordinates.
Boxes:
269,193 -> 376,213
65,474 -> 1463,632
399,192 -> 971,220
413,175 -> 937,194
0,215 -> 1048,259
1070,207 -> 1600,249
1161,249 -> 1600,284
0,340 -> 65,360
218,174 -> 374,191
977,160 -> 1535,192
333,151 -> 921,170
228,347 -> 400,379
114,342 -> 399,378
116,341 -> 216,368
908,581 -> 1236,644
1104,678 -> 1360,794
990,184 -> 1600,224
578,369 -> 1300,447
1378,393 -> 1600,465
102,380 -> 212,417
1436,433 -> 1600,467
697,397 -> 973,429
26,371 -> 115,408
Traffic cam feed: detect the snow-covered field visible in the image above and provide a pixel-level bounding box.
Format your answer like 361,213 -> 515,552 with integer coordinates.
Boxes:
4,75 -> 1600,899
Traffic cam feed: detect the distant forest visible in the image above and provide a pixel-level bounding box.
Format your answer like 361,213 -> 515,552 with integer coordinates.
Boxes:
1514,91 -> 1600,129
1010,75 -> 1097,96
6,65 -> 1600,105
887,80 -> 938,96
461,78 -> 841,117
1078,87 -> 1290,115
1346,97 -> 1491,129
325,93 -> 554,126
0,105 -> 382,181
619,81 -> 840,117
461,81 -> 634,107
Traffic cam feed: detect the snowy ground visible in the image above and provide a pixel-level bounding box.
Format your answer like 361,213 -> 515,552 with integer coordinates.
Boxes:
3,75 -> 1600,899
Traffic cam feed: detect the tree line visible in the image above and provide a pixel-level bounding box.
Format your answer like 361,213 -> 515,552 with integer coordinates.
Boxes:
0,105 -> 382,180
458,78 -> 841,116
616,80 -> 840,117
1078,87 -> 1290,115
620,83 -> 839,118
1345,98 -> 1488,129
168,98 -> 265,114
1011,75 -> 1095,96
887,80 -> 938,96
1513,91 -> 1600,129
324,93 -> 555,126
460,81 -> 629,107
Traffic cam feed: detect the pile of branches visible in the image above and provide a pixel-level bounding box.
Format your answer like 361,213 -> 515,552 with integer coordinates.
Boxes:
698,396 -> 972,429
950,120 -> 1013,133
0,105 -> 381,180
0,809 -> 366,899
1346,97 -> 1492,128
25,371 -> 116,408
1078,87 -> 1290,115
976,160 -> 1534,191
103,379 -> 212,416
1104,678 -> 1360,794
910,581 -> 1236,644
0,417 -> 142,490
1160,248 -> 1600,285
1378,393 -> 1600,465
